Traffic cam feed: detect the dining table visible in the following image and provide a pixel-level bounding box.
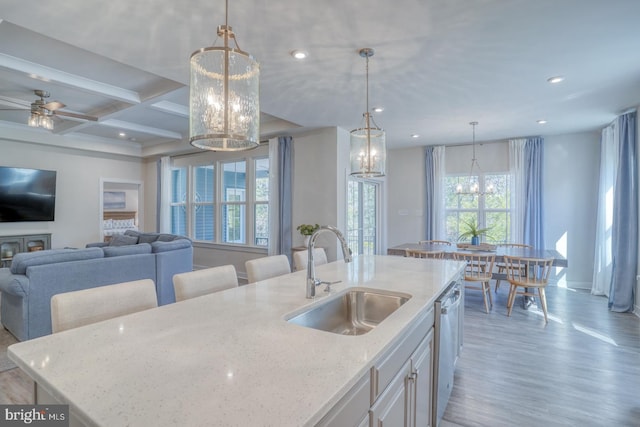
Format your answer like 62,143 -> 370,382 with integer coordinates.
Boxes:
387,242 -> 568,268
388,242 -> 567,309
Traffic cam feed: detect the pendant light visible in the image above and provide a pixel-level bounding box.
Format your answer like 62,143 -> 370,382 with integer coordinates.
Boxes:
455,121 -> 494,195
189,0 -> 260,151
350,48 -> 386,177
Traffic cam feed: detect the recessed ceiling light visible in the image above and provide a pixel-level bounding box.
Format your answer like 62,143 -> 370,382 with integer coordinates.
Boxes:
291,50 -> 308,60
372,107 -> 384,113
411,134 -> 420,138
119,132 -> 127,137
537,119 -> 547,124
547,76 -> 564,84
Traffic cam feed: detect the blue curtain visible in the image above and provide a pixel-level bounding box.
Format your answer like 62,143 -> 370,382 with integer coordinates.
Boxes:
609,111 -> 638,312
424,147 -> 436,240
278,136 -> 293,262
523,137 -> 545,249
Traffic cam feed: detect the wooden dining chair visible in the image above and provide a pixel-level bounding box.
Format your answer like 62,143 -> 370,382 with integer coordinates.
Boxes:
454,252 -> 495,313
173,265 -> 238,302
494,243 -> 533,292
503,256 -> 554,323
418,240 -> 452,246
405,249 -> 446,259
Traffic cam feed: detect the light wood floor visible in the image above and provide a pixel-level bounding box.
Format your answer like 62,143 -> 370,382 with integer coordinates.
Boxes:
444,284 -> 640,427
2,285 -> 639,427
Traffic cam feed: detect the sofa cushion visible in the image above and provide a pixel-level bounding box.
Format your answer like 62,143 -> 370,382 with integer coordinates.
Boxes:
103,243 -> 152,257
109,234 -> 139,246
10,248 -> 104,275
151,239 -> 192,253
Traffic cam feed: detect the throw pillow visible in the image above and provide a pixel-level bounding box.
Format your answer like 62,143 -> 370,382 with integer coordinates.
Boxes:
138,233 -> 159,244
109,234 -> 138,246
103,219 -> 113,230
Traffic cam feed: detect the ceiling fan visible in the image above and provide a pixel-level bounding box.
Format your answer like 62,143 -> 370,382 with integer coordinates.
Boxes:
0,89 -> 98,130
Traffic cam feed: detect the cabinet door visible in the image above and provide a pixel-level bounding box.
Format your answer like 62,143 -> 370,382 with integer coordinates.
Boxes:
317,373 -> 370,427
411,329 -> 434,427
370,359 -> 411,427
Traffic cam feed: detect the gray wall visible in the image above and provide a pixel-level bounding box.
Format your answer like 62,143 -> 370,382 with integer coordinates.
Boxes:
0,138 -> 144,249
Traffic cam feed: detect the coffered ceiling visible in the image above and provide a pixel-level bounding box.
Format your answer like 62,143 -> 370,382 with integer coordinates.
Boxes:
1,0 -> 640,158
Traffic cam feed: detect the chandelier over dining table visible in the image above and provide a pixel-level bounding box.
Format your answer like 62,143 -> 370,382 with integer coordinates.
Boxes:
455,121 -> 495,196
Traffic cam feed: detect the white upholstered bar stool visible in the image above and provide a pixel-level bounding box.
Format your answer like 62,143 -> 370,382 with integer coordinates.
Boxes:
293,248 -> 328,271
173,265 -> 238,302
50,279 -> 158,333
245,255 -> 291,284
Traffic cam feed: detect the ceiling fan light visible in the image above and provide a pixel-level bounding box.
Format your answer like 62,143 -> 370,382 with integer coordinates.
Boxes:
28,113 -> 39,128
41,114 -> 54,130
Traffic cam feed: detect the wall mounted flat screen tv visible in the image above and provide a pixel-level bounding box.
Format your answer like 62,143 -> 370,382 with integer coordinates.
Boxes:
0,166 -> 57,222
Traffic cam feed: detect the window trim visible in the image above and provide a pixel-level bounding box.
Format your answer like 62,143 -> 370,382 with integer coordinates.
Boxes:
169,149 -> 269,249
445,172 -> 511,244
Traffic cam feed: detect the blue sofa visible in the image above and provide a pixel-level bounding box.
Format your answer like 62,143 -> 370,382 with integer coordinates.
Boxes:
0,232 -> 192,341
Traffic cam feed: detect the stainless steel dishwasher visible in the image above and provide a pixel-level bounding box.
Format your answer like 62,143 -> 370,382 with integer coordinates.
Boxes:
433,280 -> 463,426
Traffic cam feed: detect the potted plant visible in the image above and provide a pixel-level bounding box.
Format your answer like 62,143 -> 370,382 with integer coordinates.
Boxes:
297,223 -> 320,246
458,218 -> 491,246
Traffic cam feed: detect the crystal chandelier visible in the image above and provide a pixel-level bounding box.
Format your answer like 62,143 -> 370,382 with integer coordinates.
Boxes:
189,0 -> 260,151
456,121 -> 494,195
350,48 -> 386,177
28,92 -> 54,130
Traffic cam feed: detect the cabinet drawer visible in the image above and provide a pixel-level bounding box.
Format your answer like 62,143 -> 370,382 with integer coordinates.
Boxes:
371,308 -> 434,403
317,372 -> 371,427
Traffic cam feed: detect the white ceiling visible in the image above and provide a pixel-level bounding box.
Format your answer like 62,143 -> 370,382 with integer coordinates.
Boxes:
1,0 -> 640,158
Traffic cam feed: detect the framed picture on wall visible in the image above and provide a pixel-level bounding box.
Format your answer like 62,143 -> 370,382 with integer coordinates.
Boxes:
103,191 -> 126,209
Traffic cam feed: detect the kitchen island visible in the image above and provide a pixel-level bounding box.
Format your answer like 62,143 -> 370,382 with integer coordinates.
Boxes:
9,255 -> 464,426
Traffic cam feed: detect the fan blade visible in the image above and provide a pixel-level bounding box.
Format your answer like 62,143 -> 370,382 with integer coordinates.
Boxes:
0,107 -> 28,111
42,101 -> 66,111
52,110 -> 98,122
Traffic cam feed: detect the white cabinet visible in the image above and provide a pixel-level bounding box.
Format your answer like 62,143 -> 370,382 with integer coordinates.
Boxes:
317,372 -> 371,427
320,307 -> 438,427
411,330 -> 434,427
370,359 -> 412,426
370,328 -> 434,427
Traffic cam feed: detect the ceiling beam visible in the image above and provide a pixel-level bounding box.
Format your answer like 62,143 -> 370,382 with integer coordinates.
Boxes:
0,53 -> 141,104
100,119 -> 183,139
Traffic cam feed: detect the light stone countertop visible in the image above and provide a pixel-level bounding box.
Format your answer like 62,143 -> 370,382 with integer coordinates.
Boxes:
9,255 -> 464,427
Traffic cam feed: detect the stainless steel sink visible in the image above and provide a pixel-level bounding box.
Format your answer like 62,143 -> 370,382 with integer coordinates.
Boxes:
286,288 -> 411,336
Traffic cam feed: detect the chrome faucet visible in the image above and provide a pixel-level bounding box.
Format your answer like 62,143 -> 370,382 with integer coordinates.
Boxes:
306,225 -> 353,298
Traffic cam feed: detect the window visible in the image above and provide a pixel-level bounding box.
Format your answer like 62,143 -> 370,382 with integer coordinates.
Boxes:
347,178 -> 379,255
445,173 -> 510,243
254,158 -> 269,247
170,167 -> 187,236
193,165 -> 215,241
222,161 -> 246,244
169,153 -> 269,247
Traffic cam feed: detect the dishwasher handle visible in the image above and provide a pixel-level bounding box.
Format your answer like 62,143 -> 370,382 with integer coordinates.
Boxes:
440,285 -> 462,314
